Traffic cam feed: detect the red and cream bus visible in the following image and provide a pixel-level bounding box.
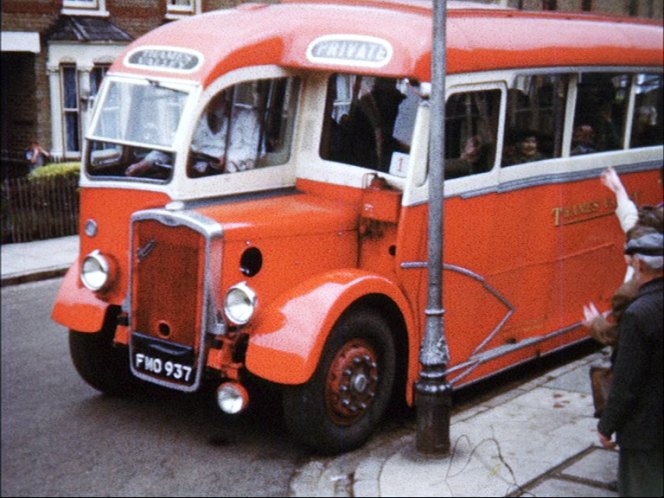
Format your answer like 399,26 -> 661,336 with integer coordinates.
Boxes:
52,0 -> 663,453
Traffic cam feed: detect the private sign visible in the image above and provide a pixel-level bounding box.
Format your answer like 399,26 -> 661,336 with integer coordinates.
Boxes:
306,35 -> 393,68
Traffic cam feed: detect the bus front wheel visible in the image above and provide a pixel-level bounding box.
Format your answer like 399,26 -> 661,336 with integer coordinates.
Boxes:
69,326 -> 136,396
282,310 -> 395,454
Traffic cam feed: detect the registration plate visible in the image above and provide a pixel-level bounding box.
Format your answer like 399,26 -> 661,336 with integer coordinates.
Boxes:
134,353 -> 194,383
131,332 -> 197,387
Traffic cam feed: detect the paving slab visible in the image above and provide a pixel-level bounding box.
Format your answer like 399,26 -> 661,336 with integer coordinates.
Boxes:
527,477 -> 617,497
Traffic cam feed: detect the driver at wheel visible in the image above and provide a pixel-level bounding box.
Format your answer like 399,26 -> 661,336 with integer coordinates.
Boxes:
126,90 -> 265,177
125,149 -> 171,177
125,94 -> 228,177
190,91 -> 265,175
188,92 -> 231,175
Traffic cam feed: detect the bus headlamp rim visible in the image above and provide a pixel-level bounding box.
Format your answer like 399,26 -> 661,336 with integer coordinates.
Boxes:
80,249 -> 111,292
223,282 -> 258,326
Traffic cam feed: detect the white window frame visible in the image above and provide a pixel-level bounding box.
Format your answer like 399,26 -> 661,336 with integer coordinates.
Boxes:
166,0 -> 201,19
48,42 -> 126,160
60,63 -> 82,156
62,0 -> 109,17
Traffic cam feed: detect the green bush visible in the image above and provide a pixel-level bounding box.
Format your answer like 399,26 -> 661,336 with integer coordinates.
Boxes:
29,162 -> 81,180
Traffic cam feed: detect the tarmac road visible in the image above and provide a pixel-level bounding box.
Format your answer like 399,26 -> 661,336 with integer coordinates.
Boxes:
1,278 -> 310,497
1,238 -> 622,497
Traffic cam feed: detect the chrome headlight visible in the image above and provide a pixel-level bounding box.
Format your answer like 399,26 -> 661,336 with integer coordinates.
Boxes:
80,250 -> 112,291
216,382 -> 250,414
224,282 -> 257,326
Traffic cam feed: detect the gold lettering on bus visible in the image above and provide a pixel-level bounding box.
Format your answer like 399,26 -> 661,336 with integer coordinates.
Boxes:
552,201 -> 603,227
551,192 -> 642,227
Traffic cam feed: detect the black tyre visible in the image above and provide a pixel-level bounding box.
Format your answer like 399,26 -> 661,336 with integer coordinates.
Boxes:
69,324 -> 137,396
282,310 -> 396,454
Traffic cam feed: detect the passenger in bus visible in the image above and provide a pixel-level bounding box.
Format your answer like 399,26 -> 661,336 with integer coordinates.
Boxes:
578,83 -> 621,152
351,78 -> 407,170
594,110 -> 621,152
632,105 -> 660,147
186,93 -> 230,175
571,124 -> 596,155
446,135 -> 490,177
511,130 -> 546,164
501,129 -> 520,166
224,105 -> 265,172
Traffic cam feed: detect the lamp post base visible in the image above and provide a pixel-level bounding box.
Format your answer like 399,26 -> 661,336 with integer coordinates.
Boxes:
415,371 -> 452,455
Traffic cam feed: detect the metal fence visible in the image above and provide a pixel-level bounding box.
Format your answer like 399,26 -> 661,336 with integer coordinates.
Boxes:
1,175 -> 80,243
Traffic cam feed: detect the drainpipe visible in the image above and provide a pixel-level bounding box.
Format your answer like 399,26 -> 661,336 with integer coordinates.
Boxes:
415,0 -> 452,456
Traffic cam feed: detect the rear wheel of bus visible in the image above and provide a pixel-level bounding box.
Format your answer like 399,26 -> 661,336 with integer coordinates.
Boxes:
282,309 -> 396,454
69,324 -> 136,396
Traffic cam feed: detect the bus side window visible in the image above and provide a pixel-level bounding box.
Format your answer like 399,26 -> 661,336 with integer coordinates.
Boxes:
320,74 -> 418,172
444,90 -> 500,178
630,74 -> 663,148
574,73 -> 629,153
502,74 -> 567,166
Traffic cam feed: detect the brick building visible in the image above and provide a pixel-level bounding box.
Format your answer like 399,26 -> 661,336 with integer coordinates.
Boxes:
1,0 -> 661,167
0,0 -> 248,168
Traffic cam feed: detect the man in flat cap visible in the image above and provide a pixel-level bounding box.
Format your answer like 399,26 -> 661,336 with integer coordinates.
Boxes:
598,232 -> 663,497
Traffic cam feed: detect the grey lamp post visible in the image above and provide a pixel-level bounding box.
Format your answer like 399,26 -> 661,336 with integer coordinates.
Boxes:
415,0 -> 452,456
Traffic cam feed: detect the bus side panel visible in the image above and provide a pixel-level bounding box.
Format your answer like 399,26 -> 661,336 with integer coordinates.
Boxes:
556,168 -> 663,336
413,168 -> 660,387
441,189 -> 561,384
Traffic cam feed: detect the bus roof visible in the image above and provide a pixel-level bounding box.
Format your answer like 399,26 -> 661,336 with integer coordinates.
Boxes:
112,0 -> 663,86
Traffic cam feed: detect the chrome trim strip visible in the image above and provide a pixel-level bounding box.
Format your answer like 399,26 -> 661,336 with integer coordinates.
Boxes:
131,208 -> 224,237
493,160 -> 662,197
407,157 -> 662,206
401,260 -> 586,384
450,336 -> 592,391
445,322 -> 583,386
128,208 -> 224,392
400,261 -> 515,361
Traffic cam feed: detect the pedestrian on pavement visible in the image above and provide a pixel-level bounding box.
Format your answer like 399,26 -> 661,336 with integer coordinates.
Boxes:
583,167 -> 663,349
597,232 -> 663,498
25,141 -> 50,172
583,224 -> 657,352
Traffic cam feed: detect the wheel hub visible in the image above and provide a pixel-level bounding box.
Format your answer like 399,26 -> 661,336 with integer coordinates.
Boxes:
325,339 -> 379,425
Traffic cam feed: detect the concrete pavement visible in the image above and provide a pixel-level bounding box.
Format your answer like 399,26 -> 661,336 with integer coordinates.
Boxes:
1,235 -> 78,286
1,236 -> 620,497
290,349 -> 618,497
